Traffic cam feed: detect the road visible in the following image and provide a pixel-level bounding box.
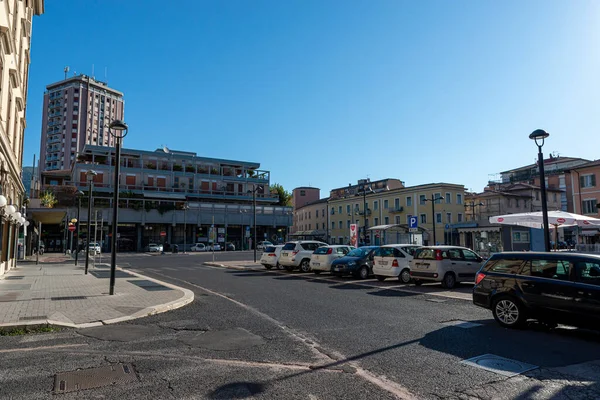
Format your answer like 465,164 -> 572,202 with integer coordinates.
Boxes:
1,251 -> 600,399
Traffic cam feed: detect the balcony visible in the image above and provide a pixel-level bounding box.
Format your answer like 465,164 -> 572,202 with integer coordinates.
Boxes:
389,206 -> 404,214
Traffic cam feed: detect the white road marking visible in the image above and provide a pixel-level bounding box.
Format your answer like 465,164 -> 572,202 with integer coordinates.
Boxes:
0,344 -> 87,353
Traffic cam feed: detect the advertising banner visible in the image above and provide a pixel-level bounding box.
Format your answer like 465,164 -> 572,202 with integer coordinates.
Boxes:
350,224 -> 358,247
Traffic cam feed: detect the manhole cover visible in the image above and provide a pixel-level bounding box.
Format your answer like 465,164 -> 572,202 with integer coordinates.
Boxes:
51,296 -> 87,301
179,328 -> 265,350
5,276 -> 24,280
53,363 -> 138,394
441,320 -> 483,329
461,354 -> 538,377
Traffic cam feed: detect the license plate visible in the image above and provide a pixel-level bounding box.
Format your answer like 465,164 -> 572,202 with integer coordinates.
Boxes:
313,262 -> 320,267
282,252 -> 287,257
378,261 -> 387,265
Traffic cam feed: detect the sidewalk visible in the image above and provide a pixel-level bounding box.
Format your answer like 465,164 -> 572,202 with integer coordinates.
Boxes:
0,259 -> 194,329
204,260 -> 264,271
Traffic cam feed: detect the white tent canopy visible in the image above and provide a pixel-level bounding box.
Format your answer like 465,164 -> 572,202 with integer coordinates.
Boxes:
489,210 -> 600,229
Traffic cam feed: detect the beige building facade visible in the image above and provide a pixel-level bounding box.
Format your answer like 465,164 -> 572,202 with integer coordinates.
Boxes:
0,0 -> 44,275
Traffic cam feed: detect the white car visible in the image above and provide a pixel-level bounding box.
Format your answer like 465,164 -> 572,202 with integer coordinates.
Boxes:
372,244 -> 421,283
259,245 -> 285,269
88,242 -> 101,253
191,243 -> 206,252
310,245 -> 354,274
207,243 -> 222,251
409,246 -> 485,289
146,243 -> 163,252
279,241 -> 328,272
257,241 -> 273,251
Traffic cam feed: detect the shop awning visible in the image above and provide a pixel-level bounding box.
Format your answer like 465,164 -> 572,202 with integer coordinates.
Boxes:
28,207 -> 68,225
456,226 -> 501,233
581,230 -> 599,236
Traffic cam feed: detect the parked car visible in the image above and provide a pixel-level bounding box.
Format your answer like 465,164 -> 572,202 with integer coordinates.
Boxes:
88,242 -> 101,253
409,246 -> 485,288
372,244 -> 421,283
146,243 -> 163,253
473,252 -> 600,330
310,245 -> 354,274
207,243 -> 222,251
191,243 -> 206,252
260,245 -> 285,269
278,241 -> 328,272
331,246 -> 380,279
257,241 -> 273,251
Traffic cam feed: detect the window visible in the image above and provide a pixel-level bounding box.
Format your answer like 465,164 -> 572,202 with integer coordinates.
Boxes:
395,216 -> 401,224
331,222 -> 335,229
553,193 -> 557,202
457,193 -> 463,204
435,193 -> 442,204
445,193 -> 451,204
581,174 -> 596,188
457,213 -> 463,223
536,191 -> 540,201
338,221 -> 342,229
485,258 -> 524,274
383,200 -> 388,209
419,195 -> 426,205
300,190 -> 306,196
583,199 -> 597,215
507,199 -> 512,207
374,201 -> 378,210
346,205 -> 351,214
308,211 -> 311,219
322,223 -> 325,230
526,259 -> 571,280
315,210 -> 319,218
347,220 -> 350,228
516,199 -> 520,208
384,216 -> 389,224
395,198 -> 401,209
446,213 -> 451,224
338,206 -> 342,214
462,250 -> 480,261
436,213 -> 442,223
575,261 -> 600,286
420,214 -> 427,224
512,231 -> 530,243
448,249 -> 462,260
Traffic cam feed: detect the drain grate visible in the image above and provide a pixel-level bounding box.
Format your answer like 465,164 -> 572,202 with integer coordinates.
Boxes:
461,354 -> 538,377
441,320 -> 483,329
51,296 -> 87,301
53,363 -> 138,394
19,315 -> 48,321
4,276 -> 24,280
128,280 -> 173,291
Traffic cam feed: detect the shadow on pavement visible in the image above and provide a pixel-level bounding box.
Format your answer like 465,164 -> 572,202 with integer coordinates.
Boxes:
367,288 -> 421,298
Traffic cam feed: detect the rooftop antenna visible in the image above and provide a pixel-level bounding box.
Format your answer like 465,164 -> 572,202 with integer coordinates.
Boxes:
92,64 -> 95,79
64,66 -> 69,80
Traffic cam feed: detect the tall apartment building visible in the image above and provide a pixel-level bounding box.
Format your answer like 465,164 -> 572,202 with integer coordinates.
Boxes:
0,0 -> 44,275
39,74 -> 124,172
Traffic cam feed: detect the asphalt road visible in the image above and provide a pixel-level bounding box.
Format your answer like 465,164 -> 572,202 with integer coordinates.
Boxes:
1,252 -> 600,399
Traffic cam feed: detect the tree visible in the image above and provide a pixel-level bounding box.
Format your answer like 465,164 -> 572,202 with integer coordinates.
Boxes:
271,183 -> 292,206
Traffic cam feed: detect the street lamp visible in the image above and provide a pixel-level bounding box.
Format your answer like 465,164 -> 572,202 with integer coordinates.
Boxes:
247,184 -> 261,262
69,218 -> 78,256
424,194 -> 444,245
74,190 -> 84,265
84,170 -> 97,274
530,129 -> 551,252
108,119 -> 129,295
359,180 -> 373,244
183,202 -> 189,254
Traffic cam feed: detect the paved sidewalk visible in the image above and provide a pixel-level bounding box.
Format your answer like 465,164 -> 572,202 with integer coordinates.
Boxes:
0,261 -> 194,329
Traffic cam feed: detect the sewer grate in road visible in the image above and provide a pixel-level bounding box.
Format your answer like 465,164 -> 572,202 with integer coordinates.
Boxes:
461,354 -> 538,377
441,320 -> 483,329
4,276 -> 24,280
19,315 -> 48,321
51,296 -> 87,301
53,363 -> 138,394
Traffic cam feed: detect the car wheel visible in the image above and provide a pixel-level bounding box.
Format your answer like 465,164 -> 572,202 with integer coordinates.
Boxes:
441,272 -> 456,289
300,259 -> 311,273
376,275 -> 386,282
284,265 -> 294,272
357,266 -> 369,280
399,268 -> 411,284
492,296 -> 527,328
313,270 -> 321,275
276,262 -> 284,270
413,279 -> 423,286
264,265 -> 273,270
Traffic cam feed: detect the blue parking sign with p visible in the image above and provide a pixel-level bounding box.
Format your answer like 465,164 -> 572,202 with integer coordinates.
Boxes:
409,216 -> 418,229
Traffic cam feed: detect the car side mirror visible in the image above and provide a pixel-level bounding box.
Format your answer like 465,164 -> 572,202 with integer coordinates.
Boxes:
477,257 -> 483,262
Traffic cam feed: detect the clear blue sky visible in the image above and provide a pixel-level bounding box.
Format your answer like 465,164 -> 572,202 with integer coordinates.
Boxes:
25,0 -> 600,195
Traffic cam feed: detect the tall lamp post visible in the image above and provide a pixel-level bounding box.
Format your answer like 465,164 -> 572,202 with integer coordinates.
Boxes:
424,194 -> 444,245
74,191 -> 84,265
247,184 -> 260,262
183,202 -> 189,254
84,170 -> 97,274
359,180 -> 373,244
530,129 -> 550,252
69,218 -> 77,255
108,120 -> 128,295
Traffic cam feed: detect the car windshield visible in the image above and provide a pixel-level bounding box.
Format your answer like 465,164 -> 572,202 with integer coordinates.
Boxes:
314,247 -> 330,254
347,248 -> 369,257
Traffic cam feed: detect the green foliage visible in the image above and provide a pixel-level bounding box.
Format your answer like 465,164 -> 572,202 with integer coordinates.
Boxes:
157,202 -> 176,215
40,191 -> 58,208
271,183 -> 292,206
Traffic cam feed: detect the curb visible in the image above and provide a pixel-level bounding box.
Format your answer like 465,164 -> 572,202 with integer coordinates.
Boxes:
204,262 -> 264,271
0,267 -> 195,331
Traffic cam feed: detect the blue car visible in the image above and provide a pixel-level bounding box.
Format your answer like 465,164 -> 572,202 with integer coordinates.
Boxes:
330,246 -> 380,279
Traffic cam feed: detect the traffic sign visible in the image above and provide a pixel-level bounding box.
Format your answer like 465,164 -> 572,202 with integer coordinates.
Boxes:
409,216 -> 418,229
160,231 -> 166,237
68,225 -> 76,232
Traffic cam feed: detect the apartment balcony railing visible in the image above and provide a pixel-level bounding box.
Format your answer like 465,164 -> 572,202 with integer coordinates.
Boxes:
388,206 -> 404,214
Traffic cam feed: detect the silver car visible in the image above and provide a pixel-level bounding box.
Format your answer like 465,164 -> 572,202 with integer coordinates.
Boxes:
409,246 -> 485,289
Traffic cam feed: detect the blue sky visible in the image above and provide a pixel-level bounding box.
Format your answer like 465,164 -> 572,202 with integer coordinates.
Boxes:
26,0 -> 600,195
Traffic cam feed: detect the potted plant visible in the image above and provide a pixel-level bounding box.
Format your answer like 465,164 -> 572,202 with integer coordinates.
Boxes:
185,165 -> 195,173
173,164 -> 183,172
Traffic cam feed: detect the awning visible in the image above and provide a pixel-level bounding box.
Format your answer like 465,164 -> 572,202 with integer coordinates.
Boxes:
143,192 -> 187,200
581,230 -> 599,236
368,224 -> 427,233
290,230 -> 325,236
28,207 -> 68,225
456,226 -> 501,233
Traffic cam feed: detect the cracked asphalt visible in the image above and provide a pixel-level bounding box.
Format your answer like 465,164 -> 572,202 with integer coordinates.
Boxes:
1,252 -> 600,399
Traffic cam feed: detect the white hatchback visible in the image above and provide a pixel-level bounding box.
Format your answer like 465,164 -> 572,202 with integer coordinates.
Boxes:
191,243 -> 206,252
409,246 -> 485,289
279,241 -> 328,272
310,245 -> 354,274
372,244 -> 421,283
259,245 -> 285,270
